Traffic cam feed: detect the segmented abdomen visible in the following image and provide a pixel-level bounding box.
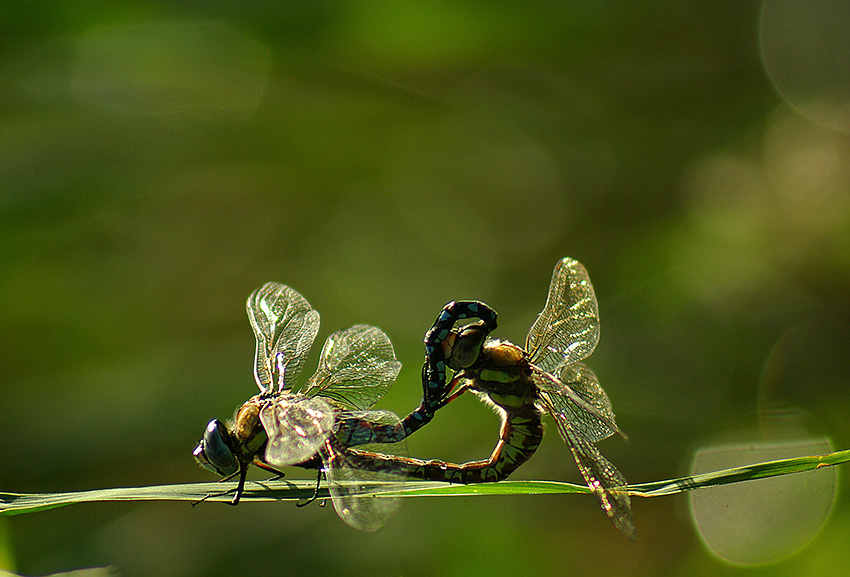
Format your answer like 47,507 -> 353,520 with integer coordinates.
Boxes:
347,401 -> 543,484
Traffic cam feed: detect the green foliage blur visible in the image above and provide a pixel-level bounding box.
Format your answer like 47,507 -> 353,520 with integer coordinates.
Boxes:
2,1 -> 849,576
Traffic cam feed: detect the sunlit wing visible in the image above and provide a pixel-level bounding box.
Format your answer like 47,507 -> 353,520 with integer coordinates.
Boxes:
533,362 -> 622,442
247,282 -> 321,393
300,325 -> 402,410
555,418 -> 635,539
321,410 -> 408,532
331,409 -> 410,451
259,395 -> 336,467
525,258 -> 600,373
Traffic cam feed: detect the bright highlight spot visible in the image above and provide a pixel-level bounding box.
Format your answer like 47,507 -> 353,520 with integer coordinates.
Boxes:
689,438 -> 837,565
760,0 -> 850,131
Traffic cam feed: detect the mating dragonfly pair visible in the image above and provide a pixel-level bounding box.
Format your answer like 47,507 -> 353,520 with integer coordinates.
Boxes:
193,258 -> 635,538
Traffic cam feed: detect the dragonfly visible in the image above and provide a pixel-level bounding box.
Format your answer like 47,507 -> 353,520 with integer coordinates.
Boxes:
372,258 -> 635,538
193,282 -> 407,531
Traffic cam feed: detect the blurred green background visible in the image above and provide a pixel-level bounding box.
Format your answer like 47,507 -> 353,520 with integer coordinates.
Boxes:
2,1 -> 850,576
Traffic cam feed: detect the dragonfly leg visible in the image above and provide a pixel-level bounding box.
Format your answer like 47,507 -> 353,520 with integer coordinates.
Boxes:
253,460 -> 288,481
296,469 -> 325,508
397,301 -> 497,438
229,466 -> 249,505
431,377 -> 470,411
191,464 -> 247,507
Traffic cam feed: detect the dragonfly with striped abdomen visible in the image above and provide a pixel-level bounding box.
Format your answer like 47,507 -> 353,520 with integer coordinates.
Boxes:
192,261 -> 634,536
369,258 -> 635,538
193,282 -> 413,531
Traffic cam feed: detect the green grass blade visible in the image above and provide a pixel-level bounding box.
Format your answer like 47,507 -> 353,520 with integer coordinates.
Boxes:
0,480 -> 332,516
628,447 -> 850,497
2,448 -> 848,516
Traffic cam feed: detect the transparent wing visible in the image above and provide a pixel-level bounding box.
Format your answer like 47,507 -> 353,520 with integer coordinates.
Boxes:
321,410 -> 407,532
332,410 -> 410,452
533,362 -> 621,442
525,258 -> 600,372
259,395 -> 336,467
553,414 -> 635,539
301,325 -> 402,410
247,282 -> 320,392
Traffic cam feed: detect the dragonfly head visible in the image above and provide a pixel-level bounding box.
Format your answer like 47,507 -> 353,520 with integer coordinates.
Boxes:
194,419 -> 240,476
442,320 -> 489,370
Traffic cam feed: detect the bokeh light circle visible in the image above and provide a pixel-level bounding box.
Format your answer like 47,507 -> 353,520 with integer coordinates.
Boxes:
760,0 -> 850,132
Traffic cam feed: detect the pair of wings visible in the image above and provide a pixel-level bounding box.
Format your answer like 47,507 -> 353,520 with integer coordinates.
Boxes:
524,258 -> 635,539
247,283 -> 405,531
247,282 -> 401,409
248,281 -> 402,465
525,259 -> 616,440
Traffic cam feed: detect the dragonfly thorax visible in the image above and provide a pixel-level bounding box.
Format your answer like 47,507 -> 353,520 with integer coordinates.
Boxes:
232,396 -> 269,453
480,339 -> 526,368
459,340 -> 536,411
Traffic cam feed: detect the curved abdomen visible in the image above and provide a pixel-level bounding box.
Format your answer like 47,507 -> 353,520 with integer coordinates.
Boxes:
349,400 -> 543,484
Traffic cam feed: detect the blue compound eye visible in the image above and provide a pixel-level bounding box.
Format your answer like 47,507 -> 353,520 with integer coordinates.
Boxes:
194,419 -> 239,476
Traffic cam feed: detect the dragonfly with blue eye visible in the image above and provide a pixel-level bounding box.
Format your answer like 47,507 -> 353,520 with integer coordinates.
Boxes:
192,260 -> 634,536
363,258 -> 636,538
193,282 -> 419,531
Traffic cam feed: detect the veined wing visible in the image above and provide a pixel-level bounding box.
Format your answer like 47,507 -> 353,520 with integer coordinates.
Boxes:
321,410 -> 407,532
259,395 -> 336,467
556,417 -> 635,539
332,409 -> 410,451
525,258 -> 600,373
301,325 -> 402,411
247,283 -> 320,393
533,362 -> 622,442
